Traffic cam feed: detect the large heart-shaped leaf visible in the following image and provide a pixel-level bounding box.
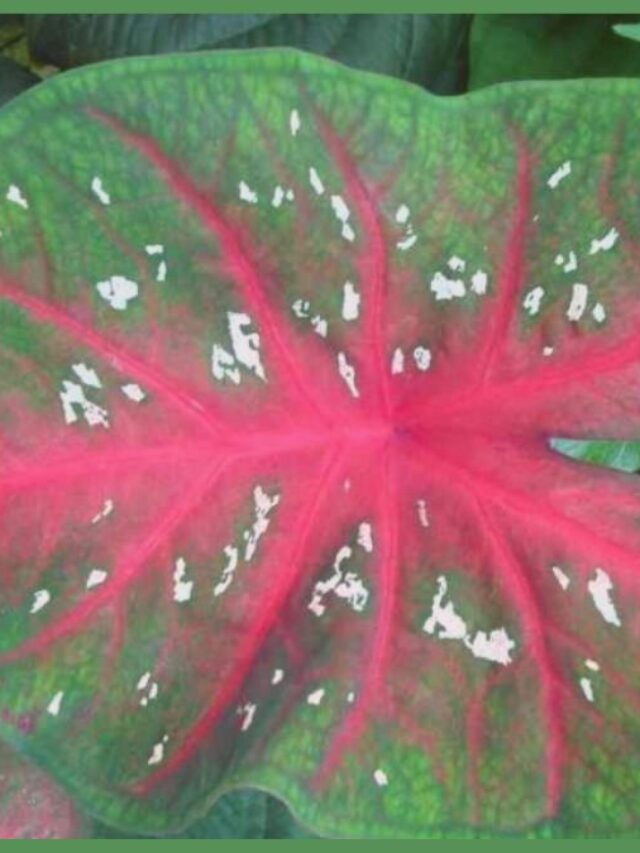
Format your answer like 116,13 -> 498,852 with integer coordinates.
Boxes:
1,50 -> 640,839
25,14 -> 471,93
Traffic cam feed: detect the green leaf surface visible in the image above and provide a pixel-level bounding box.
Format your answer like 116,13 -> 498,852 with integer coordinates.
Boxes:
614,23 -> 640,44
2,48 -> 640,840
26,14 -> 471,93
469,15 -> 640,90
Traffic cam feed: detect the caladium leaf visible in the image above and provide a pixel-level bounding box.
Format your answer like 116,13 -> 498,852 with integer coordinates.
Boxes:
0,741 -> 87,837
25,14 -> 471,93
469,15 -> 640,90
1,50 -> 640,839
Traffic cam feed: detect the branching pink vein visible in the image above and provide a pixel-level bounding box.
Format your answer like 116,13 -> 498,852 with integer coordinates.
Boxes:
89,108 -> 336,429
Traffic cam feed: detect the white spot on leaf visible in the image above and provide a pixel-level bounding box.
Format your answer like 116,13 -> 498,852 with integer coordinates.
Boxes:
47,691 -> 64,717
374,769 -> 388,787
30,589 -> 50,614
551,565 -> 570,590
413,346 -> 431,372
417,499 -> 429,528
307,688 -> 325,706
567,283 -> 589,322
213,544 -> 239,597
523,286 -> 545,316
271,668 -> 284,685
308,167 -> 325,196
96,275 -> 139,311
342,281 -> 361,321
589,227 -> 619,255
289,108 -> 301,137
173,557 -> 193,603
470,270 -> 488,295
430,271 -> 465,301
91,176 -> 110,205
238,181 -> 258,204
337,352 -> 359,398
72,362 -> 102,389
122,383 -> 146,403
587,568 -> 621,627
547,161 -> 571,189
391,347 -> 405,374
91,499 -> 114,524
579,677 -> 595,703
86,568 -> 108,590
357,522 -> 373,553
7,184 -> 28,209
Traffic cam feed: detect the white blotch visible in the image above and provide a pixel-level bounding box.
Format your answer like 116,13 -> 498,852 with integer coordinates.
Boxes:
96,275 -> 139,311
147,735 -> 169,766
416,499 -> 429,528
172,557 -> 193,604
285,189 -> 294,202
551,565 -> 570,590
587,568 -> 621,627
547,160 -> 571,189
91,498 -> 114,524
373,768 -> 388,787
271,668 -> 284,685
91,176 -> 110,205
228,312 -> 266,382
272,186 -> 285,208
137,672 -> 159,707
59,381 -> 109,428
592,302 -> 606,323
238,702 -> 257,732
579,677 -> 595,703
292,298 -> 310,319
447,256 -> 466,273
289,108 -> 301,137
555,251 -> 577,273
464,628 -> 515,667
391,347 -> 405,375
337,352 -> 359,398
213,544 -> 239,597
211,344 -> 241,385
244,486 -> 281,561
308,167 -> 325,196
346,691 -> 356,703
395,204 -> 410,224
567,283 -> 589,322
470,269 -> 488,295
86,568 -> 108,590
430,271 -> 465,301
523,286 -> 545,316
307,688 -> 325,706
156,260 -> 167,283
122,383 -> 146,403
309,544 -> 369,617
424,576 -> 515,665
238,180 -> 258,204
423,576 -> 467,641
30,589 -> 51,614
342,281 -> 361,321
589,227 -> 619,255
311,315 -> 328,338
72,362 -> 102,389
343,479 -> 352,492
542,346 -> 554,357
585,658 -> 600,672
6,184 -> 28,209
413,346 -> 431,372
47,691 -> 64,717
145,244 -> 164,256
331,194 -> 355,242
357,522 -> 373,553
397,234 -> 418,251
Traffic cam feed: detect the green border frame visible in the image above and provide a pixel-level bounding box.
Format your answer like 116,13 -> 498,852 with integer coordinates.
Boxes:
1,4 -> 639,850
